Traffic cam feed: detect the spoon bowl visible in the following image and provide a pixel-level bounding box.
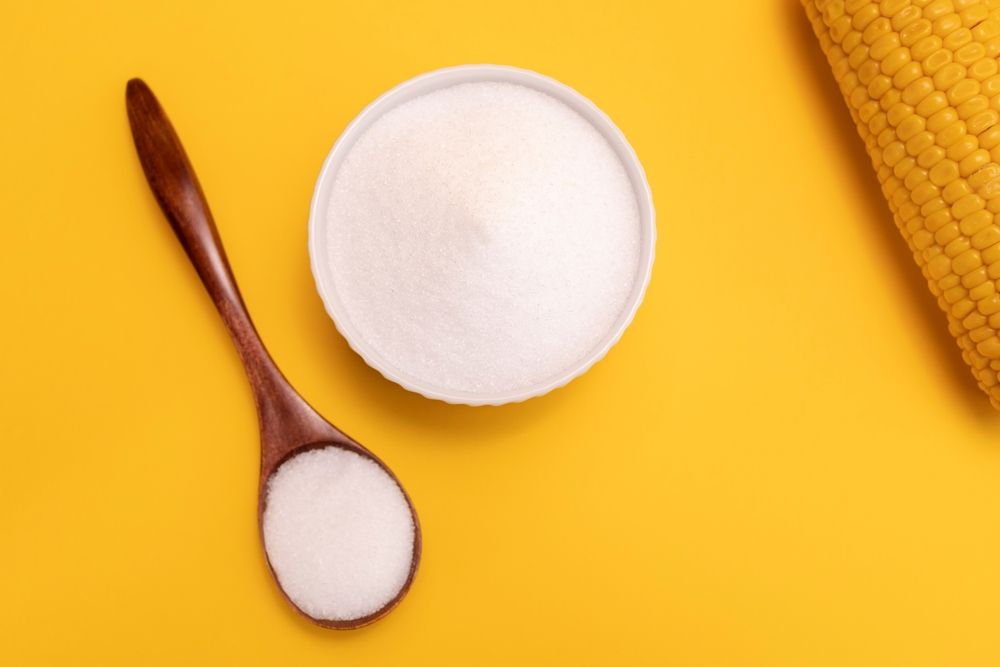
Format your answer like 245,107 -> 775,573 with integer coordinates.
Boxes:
126,78 -> 420,630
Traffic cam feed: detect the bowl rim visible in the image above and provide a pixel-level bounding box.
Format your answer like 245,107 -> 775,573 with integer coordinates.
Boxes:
307,63 -> 656,406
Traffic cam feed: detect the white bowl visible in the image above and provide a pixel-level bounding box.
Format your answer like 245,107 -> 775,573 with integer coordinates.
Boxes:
308,64 -> 656,406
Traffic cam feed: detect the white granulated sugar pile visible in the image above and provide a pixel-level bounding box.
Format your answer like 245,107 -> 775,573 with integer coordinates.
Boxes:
262,447 -> 415,621
326,81 -> 640,394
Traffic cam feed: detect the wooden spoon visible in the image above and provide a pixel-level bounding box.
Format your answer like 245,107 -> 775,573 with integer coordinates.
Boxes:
125,78 -> 421,630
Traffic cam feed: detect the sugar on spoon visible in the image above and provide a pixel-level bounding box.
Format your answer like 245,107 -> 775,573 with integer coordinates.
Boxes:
126,78 -> 420,629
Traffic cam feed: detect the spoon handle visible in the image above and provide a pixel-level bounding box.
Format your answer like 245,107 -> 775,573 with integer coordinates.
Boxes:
125,78 -> 337,455
126,79 -> 272,378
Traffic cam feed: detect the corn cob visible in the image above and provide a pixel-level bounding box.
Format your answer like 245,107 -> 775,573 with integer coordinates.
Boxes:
804,0 -> 1000,409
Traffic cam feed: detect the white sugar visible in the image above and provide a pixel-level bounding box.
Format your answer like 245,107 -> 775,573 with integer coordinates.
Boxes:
262,447 -> 415,621
325,81 -> 641,394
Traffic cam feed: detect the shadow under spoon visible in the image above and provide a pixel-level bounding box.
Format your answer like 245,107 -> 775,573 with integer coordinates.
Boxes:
125,78 -> 420,630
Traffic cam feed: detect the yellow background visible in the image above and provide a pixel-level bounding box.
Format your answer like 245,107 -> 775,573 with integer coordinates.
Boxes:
4,0 -> 1000,664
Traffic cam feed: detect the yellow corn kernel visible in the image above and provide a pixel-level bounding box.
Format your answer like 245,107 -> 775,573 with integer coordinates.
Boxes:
894,60 -> 925,87
963,340 -> 981,367
958,94 -> 990,117
881,87 -> 904,109
849,43 -> 871,69
946,77 -> 980,104
978,336 -> 1000,357
872,31 -> 902,57
883,0 -> 910,16
865,16 -> 894,43
972,323 -> 996,341
937,221 -> 962,244
930,158 -> 961,184
917,90 -> 950,115
973,18 -> 1000,42
973,225 -> 1000,247
855,3 -> 883,28
947,236 -> 973,256
804,0 -> 1000,408
888,102 -> 914,126
936,118 -> 967,145
944,27 -> 974,51
926,208 -> 953,230
906,167 -> 932,189
909,218 -> 929,238
941,272 -> 964,290
885,142 -> 908,165
965,309 -> 989,329
928,107 -> 960,132
970,57 -> 998,80
900,198 -> 921,218
921,151 -> 944,172
961,209 -> 994,233
946,285 -> 969,303
971,278 -> 997,299
946,135 -> 979,161
962,4 -> 991,25
896,156 -> 919,178
943,177 -> 973,201
913,181 -> 941,203
912,34 -> 943,59
868,75 -> 892,98
860,100 -> 881,123
963,267 -> 990,289
924,0 -> 956,21
961,148 -> 992,174
869,110 -> 890,131
925,49 -> 955,75
953,193 -> 986,217
927,253 -> 954,278
983,36 -> 1000,59
980,293 -> 1000,314
902,76 -> 935,104
935,15 -> 963,39
983,243 -> 1000,263
956,41 -> 987,64
909,130 -> 938,153
983,126 -> 1000,148
955,248 -> 985,272
984,74 -> 1000,97
979,180 -> 1000,201
969,163 -> 1000,188
968,109 -> 999,134
954,298 -> 978,317
883,46 -> 914,73
859,59 -> 882,84
924,194 -> 949,214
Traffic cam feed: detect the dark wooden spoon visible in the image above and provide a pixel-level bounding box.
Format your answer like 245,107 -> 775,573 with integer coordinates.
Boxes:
125,78 -> 420,630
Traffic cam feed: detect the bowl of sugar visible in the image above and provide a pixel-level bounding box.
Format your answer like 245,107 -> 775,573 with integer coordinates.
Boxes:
308,64 -> 655,405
